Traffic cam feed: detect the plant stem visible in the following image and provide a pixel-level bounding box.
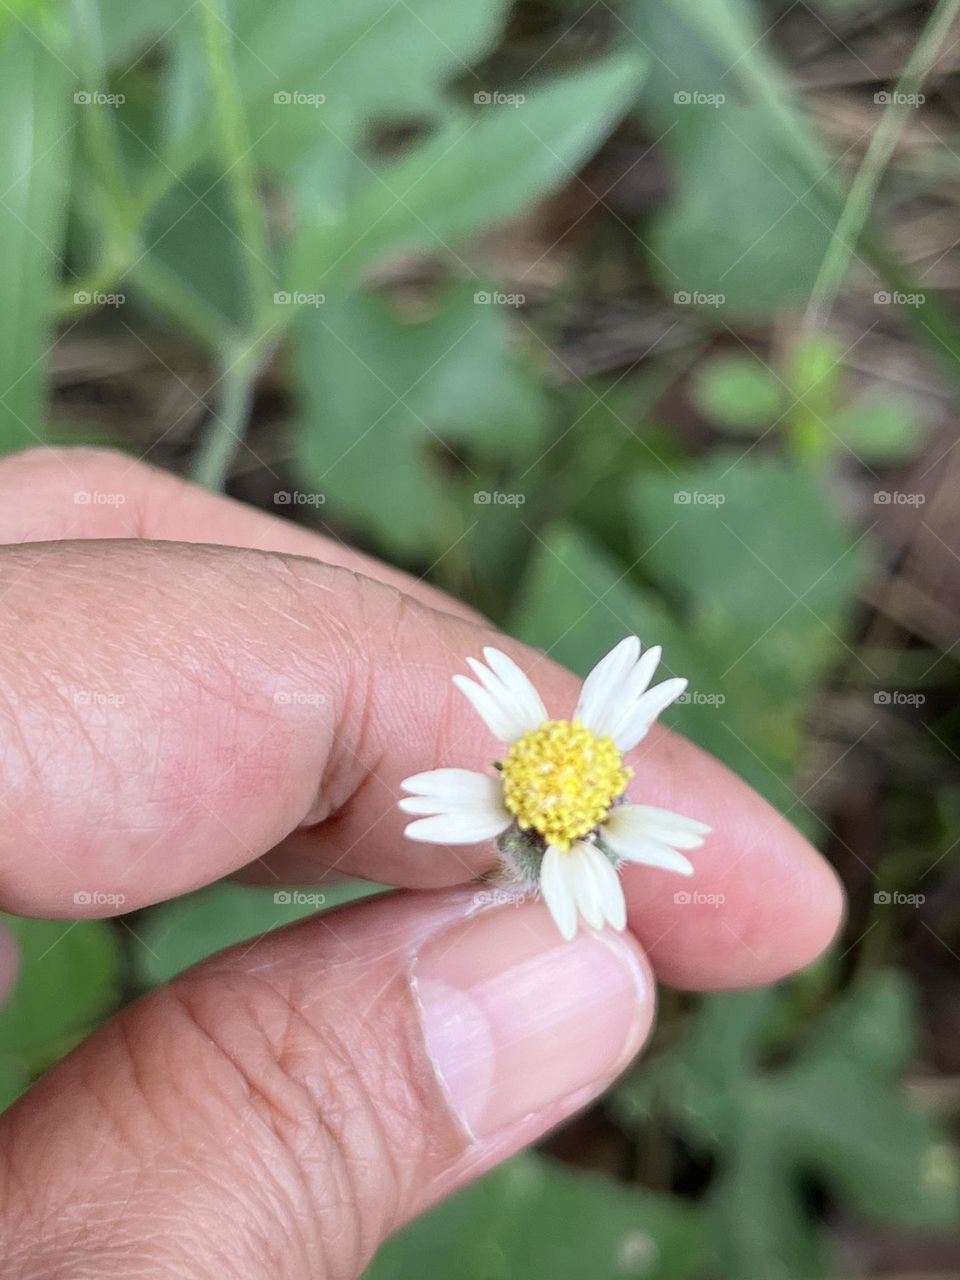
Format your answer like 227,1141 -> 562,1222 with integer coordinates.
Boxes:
199,0 -> 275,326
190,342 -> 263,491
805,0 -> 960,327
189,0 -> 279,489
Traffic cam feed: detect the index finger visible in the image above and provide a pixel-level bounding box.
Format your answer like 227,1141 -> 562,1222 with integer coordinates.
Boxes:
0,535 -> 840,990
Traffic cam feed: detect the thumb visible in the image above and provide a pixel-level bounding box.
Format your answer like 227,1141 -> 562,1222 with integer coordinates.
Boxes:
0,890 -> 653,1279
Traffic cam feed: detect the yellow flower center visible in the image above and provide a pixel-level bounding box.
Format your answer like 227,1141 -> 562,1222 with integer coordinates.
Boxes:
501,719 -> 632,852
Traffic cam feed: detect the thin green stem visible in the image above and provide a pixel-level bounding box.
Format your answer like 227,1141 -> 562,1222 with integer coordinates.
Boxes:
190,341 -> 264,491
805,0 -> 960,327
188,0 -> 279,489
199,0 -> 275,326
70,0 -> 135,215
128,258 -> 232,351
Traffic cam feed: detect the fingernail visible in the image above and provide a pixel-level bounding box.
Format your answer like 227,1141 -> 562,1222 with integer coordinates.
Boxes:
413,902 -> 649,1140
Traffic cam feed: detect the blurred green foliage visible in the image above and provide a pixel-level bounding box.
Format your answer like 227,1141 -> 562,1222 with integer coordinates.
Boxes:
0,0 -> 957,1277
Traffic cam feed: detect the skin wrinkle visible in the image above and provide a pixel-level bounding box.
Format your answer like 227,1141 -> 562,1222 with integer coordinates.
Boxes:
0,542 -> 391,910
0,446 -> 848,1280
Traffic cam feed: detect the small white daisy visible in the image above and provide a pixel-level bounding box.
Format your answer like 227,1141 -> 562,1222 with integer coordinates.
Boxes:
398,636 -> 710,941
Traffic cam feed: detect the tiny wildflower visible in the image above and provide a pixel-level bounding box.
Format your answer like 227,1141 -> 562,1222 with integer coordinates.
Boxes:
398,636 -> 710,941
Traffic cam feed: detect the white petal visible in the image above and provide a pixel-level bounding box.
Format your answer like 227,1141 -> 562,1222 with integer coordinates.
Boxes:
574,636 -> 641,733
400,768 -> 503,805
403,807 -> 513,844
613,677 -> 688,750
607,803 -> 710,848
566,843 -> 605,931
583,843 -> 627,931
604,645 -> 662,742
481,647 -> 548,730
601,817 -> 695,875
540,845 -> 578,941
452,674 -> 530,742
464,656 -> 544,741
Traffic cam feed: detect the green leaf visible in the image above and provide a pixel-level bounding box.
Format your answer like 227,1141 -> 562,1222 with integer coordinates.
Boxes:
831,394 -> 923,463
96,0 -> 193,63
293,284 -> 548,557
691,353 -> 784,432
0,915 -> 121,1059
627,0 -> 840,318
289,52 -> 645,293
617,971 -> 959,1280
364,1154 -> 705,1280
166,0 -> 513,179
508,521 -> 700,676
650,103 -> 833,317
138,165 -> 252,334
0,25 -> 74,452
134,880 -> 383,987
627,452 -> 864,806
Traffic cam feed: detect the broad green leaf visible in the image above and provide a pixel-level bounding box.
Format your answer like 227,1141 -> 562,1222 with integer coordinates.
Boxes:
165,0 -> 513,178
364,1154 -> 705,1280
96,0 -> 194,63
630,451 -> 863,644
293,283 -> 548,557
289,52 -> 644,293
649,103 -> 832,316
627,452 -> 864,806
691,353 -> 783,432
617,971 -> 958,1280
710,1114 -> 827,1280
0,915 -> 121,1058
507,522 -> 703,682
627,0 -> 839,317
0,26 -> 73,452
134,880 -> 384,988
138,165 -> 252,333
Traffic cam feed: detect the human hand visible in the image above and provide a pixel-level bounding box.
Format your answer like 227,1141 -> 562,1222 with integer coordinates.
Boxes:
0,448 -> 843,1278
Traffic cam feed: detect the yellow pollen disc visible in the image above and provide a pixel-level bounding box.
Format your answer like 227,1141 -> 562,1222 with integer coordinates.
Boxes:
500,719 -> 632,852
